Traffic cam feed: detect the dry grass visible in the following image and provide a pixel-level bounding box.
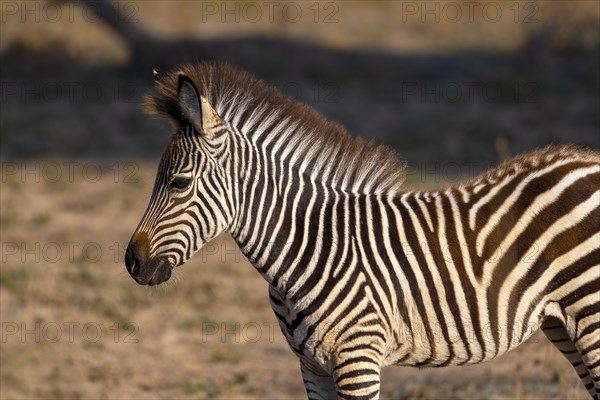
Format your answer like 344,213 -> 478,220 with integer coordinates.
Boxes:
0,162 -> 589,399
0,1 -> 597,398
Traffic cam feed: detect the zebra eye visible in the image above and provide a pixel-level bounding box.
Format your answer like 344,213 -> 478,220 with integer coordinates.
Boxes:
170,176 -> 192,191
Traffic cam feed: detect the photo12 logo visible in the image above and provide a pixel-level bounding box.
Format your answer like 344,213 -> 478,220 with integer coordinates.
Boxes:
1,81 -> 144,105
1,241 -> 129,265
1,321 -> 139,344
1,1 -> 139,24
400,1 -> 540,24
200,1 -> 339,23
1,162 -> 139,184
201,321 -> 279,343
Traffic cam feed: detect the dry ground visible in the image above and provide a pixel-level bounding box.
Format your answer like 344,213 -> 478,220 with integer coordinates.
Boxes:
1,1 -> 598,399
0,162 -> 590,399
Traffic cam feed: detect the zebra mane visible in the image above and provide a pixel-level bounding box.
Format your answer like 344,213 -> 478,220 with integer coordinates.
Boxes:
465,144 -> 600,189
144,62 -> 406,194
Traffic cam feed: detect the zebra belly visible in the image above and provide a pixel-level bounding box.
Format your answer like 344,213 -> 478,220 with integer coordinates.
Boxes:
384,311 -> 546,367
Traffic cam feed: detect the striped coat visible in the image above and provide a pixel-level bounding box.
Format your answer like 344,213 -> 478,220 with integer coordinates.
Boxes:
126,62 -> 600,399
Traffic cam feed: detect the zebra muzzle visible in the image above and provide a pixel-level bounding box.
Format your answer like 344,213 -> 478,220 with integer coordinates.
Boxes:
125,234 -> 173,286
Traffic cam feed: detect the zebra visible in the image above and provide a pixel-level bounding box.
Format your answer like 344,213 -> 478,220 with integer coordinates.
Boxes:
125,62 -> 600,399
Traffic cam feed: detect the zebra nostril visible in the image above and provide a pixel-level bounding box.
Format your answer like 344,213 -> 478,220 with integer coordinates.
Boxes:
126,232 -> 151,278
125,244 -> 140,276
131,258 -> 139,275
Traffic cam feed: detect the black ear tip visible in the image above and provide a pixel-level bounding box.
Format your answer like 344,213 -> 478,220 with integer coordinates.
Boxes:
176,72 -> 186,90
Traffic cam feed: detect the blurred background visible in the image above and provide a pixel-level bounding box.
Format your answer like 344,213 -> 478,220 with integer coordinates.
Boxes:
1,1 -> 598,398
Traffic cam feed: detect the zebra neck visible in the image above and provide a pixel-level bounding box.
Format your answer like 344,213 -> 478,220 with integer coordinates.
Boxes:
230,163 -> 360,291
231,171 -> 401,296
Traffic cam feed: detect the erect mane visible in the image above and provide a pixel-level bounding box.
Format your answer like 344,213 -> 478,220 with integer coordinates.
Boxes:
144,62 -> 406,194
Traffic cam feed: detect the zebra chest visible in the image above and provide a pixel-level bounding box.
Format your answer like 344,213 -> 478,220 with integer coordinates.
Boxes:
268,287 -> 339,367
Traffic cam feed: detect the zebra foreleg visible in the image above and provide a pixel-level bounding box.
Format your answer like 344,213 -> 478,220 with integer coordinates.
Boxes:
300,360 -> 337,400
331,354 -> 382,400
542,316 -> 599,399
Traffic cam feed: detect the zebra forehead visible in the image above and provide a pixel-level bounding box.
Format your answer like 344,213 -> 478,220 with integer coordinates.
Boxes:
157,136 -> 187,171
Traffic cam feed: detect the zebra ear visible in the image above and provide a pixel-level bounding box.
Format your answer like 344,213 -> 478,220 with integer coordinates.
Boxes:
177,74 -> 203,132
177,74 -> 221,136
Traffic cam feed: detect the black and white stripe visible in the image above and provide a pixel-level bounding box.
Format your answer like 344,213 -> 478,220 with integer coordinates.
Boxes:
128,63 -> 600,399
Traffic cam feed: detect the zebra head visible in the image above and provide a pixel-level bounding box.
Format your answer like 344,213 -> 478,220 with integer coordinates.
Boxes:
125,73 -> 234,286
